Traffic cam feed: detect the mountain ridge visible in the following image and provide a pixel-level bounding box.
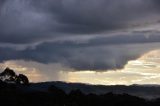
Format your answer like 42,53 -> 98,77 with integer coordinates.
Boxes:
27,81 -> 160,99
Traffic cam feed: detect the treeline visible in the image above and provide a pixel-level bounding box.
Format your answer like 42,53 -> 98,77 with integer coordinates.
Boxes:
0,67 -> 29,85
0,83 -> 160,106
0,68 -> 160,106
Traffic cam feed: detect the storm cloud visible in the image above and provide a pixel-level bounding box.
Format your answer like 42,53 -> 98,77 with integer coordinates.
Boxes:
0,0 -> 160,71
1,0 -> 160,44
0,39 -> 159,71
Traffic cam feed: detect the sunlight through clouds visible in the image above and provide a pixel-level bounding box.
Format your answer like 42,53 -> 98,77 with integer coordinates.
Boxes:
0,60 -> 49,82
65,50 -> 160,85
0,50 -> 160,85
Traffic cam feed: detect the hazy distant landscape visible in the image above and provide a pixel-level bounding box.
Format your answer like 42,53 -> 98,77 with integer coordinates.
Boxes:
30,82 -> 160,99
1,68 -> 160,106
1,81 -> 160,106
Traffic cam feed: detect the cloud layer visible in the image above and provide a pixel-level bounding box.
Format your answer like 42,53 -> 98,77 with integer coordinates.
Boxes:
0,0 -> 160,71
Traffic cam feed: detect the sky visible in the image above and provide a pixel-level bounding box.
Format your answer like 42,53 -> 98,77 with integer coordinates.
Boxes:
0,0 -> 160,85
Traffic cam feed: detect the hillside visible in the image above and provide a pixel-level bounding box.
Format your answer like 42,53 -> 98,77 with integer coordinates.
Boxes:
29,81 -> 160,99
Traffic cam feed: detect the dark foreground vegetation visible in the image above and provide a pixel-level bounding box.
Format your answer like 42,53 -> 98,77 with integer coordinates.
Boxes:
1,83 -> 160,106
1,68 -> 160,106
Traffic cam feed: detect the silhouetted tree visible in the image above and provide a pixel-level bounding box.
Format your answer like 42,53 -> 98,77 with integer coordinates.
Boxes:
69,89 -> 85,104
1,67 -> 16,76
16,74 -> 29,85
0,67 -> 29,85
69,89 -> 84,97
48,85 -> 66,96
0,67 -> 17,83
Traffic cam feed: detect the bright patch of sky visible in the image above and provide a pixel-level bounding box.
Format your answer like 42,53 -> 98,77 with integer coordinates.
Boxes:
0,50 -> 160,85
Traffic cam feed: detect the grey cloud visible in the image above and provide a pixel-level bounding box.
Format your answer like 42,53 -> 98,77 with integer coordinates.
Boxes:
0,0 -> 160,44
0,36 -> 159,71
0,0 -> 160,71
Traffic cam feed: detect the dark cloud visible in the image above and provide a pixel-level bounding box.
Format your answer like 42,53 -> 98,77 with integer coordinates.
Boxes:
0,0 -> 160,71
0,0 -> 160,44
0,36 -> 159,71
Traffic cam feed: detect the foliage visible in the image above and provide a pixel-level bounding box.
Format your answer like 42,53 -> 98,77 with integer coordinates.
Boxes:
0,68 -> 160,106
0,67 -> 29,85
0,84 -> 155,106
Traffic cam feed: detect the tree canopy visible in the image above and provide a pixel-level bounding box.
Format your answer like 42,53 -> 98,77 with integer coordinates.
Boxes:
0,67 -> 29,85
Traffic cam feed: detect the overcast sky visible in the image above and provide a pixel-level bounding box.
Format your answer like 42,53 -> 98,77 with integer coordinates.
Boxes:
0,0 -> 160,84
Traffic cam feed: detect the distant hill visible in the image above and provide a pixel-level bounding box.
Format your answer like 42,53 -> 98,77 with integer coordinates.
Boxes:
1,68 -> 160,105
28,81 -> 160,99
1,81 -> 160,106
